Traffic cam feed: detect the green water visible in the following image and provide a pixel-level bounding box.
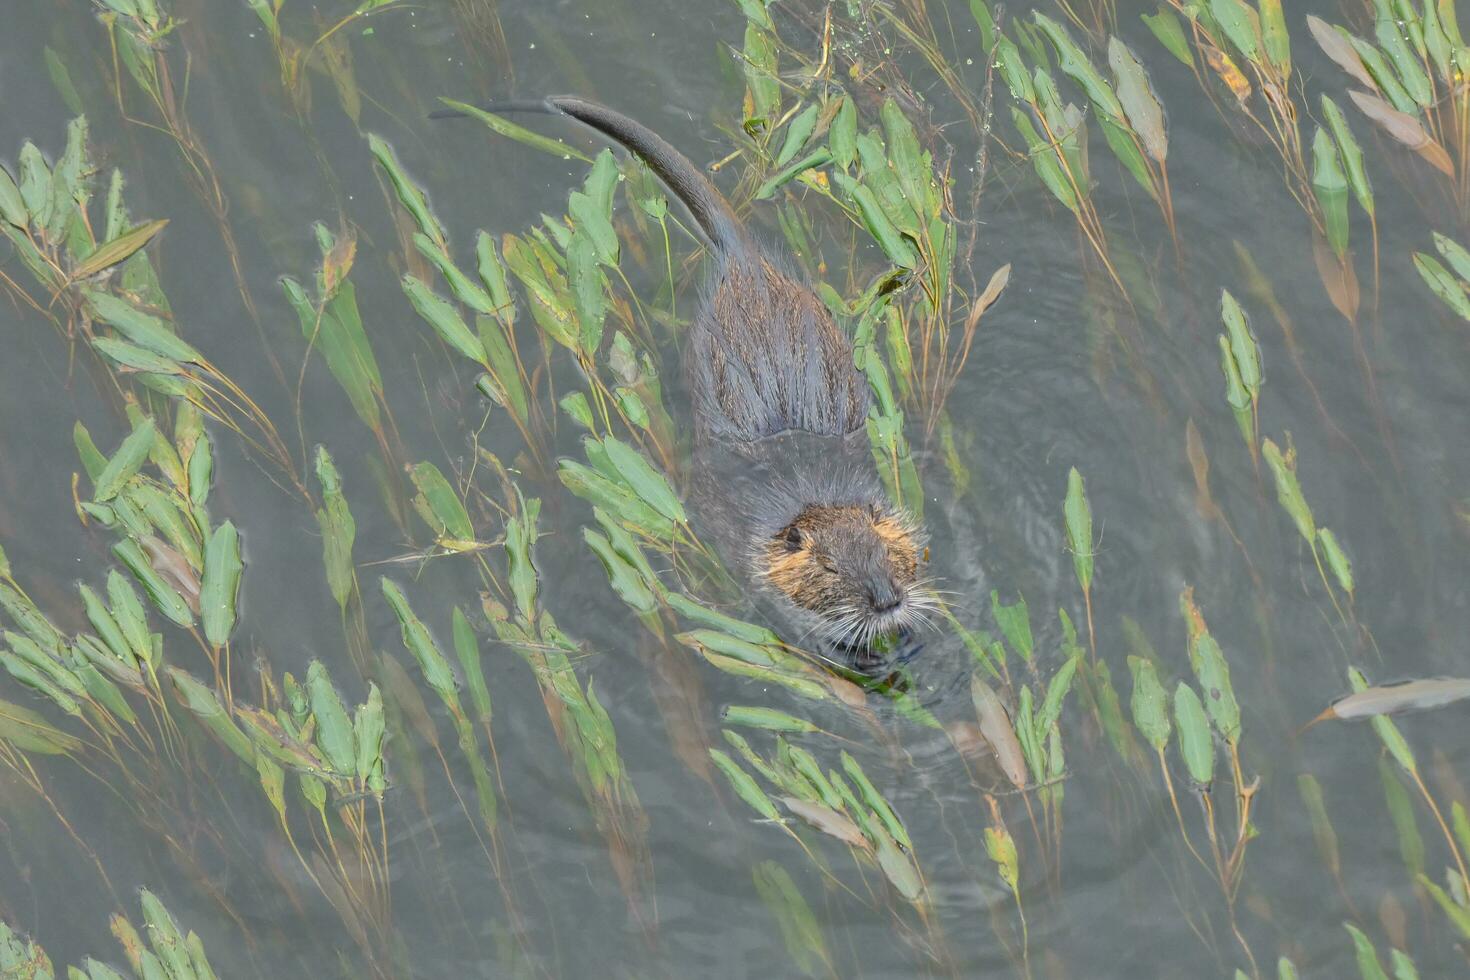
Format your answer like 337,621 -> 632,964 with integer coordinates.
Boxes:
1,0 -> 1468,977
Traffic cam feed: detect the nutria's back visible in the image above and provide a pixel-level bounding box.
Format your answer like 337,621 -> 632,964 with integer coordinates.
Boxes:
688,253 -> 870,444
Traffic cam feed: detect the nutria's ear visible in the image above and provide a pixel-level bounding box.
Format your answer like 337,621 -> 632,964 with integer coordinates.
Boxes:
869,503 -> 886,521
781,525 -> 805,551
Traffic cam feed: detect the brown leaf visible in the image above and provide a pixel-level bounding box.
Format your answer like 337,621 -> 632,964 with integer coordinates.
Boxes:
1348,90 -> 1429,148
1313,233 -> 1359,321
963,263 -> 1012,337
140,534 -> 201,613
70,219 -> 169,281
1306,16 -> 1377,91
321,228 -> 357,298
1204,43 -> 1251,105
778,796 -> 869,848
1185,419 -> 1218,520
971,676 -> 1028,789
1348,90 -> 1454,176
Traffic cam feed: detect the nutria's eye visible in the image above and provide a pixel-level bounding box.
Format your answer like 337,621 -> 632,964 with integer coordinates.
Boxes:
782,525 -> 804,551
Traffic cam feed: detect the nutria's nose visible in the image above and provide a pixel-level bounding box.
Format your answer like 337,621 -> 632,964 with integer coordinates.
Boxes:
867,583 -> 901,614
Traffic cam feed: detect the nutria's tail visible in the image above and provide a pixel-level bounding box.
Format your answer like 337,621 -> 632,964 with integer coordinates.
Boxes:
433,96 -> 750,256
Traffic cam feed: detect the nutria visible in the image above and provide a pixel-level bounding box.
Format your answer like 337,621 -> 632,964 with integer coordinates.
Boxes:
440,96 -> 935,667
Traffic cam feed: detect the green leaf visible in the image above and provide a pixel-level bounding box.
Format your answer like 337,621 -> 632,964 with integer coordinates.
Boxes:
830,95 -> 857,169
1320,96 -> 1373,218
306,661 -> 355,775
1379,756 -> 1425,878
1262,438 -> 1315,543
1173,683 -> 1214,784
834,172 -> 918,268
599,435 -> 686,524
402,275 -> 486,365
438,98 -> 593,163
0,696 -> 82,754
743,24 -> 781,122
72,219 -> 169,281
1064,467 -> 1093,593
113,538 -> 193,628
410,461 -> 474,542
93,417 -> 156,502
1033,13 -> 1126,121
1298,774 -> 1342,879
1258,0 -> 1290,76
200,521 -> 242,647
723,705 -> 817,733
1433,231 -> 1470,282
1349,667 -> 1418,775
990,591 -> 1034,662
452,608 -> 492,726
841,751 -> 910,850
776,103 -> 819,167
1220,289 -> 1261,394
1375,17 -> 1433,108
1108,37 -> 1167,162
82,288 -> 201,363
1413,253 -> 1470,320
709,748 -> 779,819
1141,9 -> 1194,66
1312,127 -> 1350,260
583,529 -> 657,613
382,579 -> 458,700
1317,528 -> 1354,594
1209,0 -> 1260,63
367,133 -> 446,248
166,667 -> 253,762
1344,923 -> 1391,980
314,446 -> 356,609
1418,873 -> 1470,939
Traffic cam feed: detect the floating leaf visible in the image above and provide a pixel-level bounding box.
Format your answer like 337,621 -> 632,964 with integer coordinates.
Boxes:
710,748 -> 779,819
437,99 -> 593,163
1209,0 -> 1260,64
1413,253 -> 1470,320
381,578 -> 457,699
368,133 -> 446,250
599,436 -> 686,524
1262,438 -> 1315,544
1142,9 -> 1193,66
1174,683 -> 1214,784
830,95 -> 857,169
1108,37 -> 1166,162
1308,16 -> 1377,90
1311,127 -> 1350,260
307,660 -> 355,776
93,417 -> 156,502
1321,96 -> 1374,218
403,275 -> 485,365
1317,528 -> 1354,594
1064,467 -> 1093,593
1348,90 -> 1454,176
990,590 -> 1033,662
200,520 -> 242,647
723,705 -> 817,734
1258,0 -> 1289,76
410,461 -> 474,542
1033,13 -> 1126,122
72,219 -> 168,281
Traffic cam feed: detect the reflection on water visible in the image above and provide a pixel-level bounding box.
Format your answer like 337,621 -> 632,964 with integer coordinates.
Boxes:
1,0 -> 1469,977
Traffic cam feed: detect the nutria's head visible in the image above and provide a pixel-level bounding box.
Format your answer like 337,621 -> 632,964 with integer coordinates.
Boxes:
753,494 -> 935,667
